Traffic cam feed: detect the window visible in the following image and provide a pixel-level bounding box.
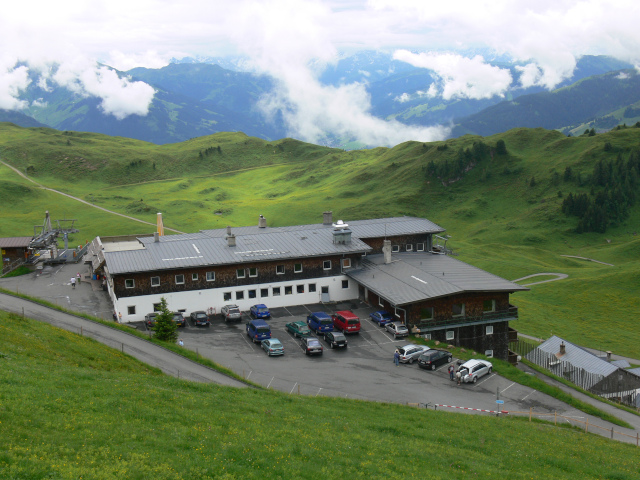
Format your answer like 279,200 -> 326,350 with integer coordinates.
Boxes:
395,307 -> 401,318
321,286 -> 329,294
276,265 -> 285,275
423,333 -> 432,340
486,325 -> 494,335
150,276 -> 160,287
391,245 -> 399,253
285,286 -> 293,295
260,288 -> 269,297
483,300 -> 495,312
406,244 -> 413,252
192,273 -> 198,281
206,271 -> 215,282
236,291 -> 244,300
175,274 -> 185,285
417,243 -> 425,252
127,306 -> 136,315
153,303 -> 161,311
249,267 -> 258,278
125,279 -> 135,289
297,284 -> 304,294
485,350 -> 494,358
342,280 -> 349,289
272,287 -> 281,296
420,307 -> 434,320
248,289 -> 257,299
237,269 -> 246,279
452,303 -> 465,317
223,292 -> 232,301
294,263 -> 303,273
342,258 -> 351,268
323,260 -> 331,270
379,298 -> 384,307
446,330 -> 455,341
308,283 -> 317,293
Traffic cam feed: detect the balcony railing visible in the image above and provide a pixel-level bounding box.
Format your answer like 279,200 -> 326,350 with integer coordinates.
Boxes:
417,305 -> 519,331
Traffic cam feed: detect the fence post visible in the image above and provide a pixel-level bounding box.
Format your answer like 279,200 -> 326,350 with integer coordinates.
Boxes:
611,427 -> 614,439
298,385 -> 300,395
529,407 -> 532,422
585,419 -> 588,433
554,411 -> 557,425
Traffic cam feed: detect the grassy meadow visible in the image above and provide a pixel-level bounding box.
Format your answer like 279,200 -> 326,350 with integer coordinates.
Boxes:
1,310 -> 639,480
1,123 -> 639,358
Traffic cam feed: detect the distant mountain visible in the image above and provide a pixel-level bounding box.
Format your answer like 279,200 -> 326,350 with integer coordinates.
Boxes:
452,69 -> 640,137
0,109 -> 48,128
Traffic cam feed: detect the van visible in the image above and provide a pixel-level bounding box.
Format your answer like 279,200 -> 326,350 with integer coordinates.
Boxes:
332,310 -> 361,334
246,319 -> 272,344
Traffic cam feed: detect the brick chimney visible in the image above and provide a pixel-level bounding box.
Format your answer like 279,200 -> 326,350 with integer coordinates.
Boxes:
559,342 -> 566,355
382,239 -> 392,264
323,211 -> 333,225
258,215 -> 267,228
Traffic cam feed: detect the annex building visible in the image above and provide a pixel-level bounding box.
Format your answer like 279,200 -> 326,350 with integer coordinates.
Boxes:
89,212 -> 527,360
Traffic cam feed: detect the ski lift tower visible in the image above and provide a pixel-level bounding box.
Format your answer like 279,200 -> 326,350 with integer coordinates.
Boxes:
29,211 -> 79,261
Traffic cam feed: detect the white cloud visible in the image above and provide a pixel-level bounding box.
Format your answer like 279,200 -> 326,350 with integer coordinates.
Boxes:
0,58 -> 30,110
31,98 -> 48,108
515,63 -> 543,88
394,50 -> 512,100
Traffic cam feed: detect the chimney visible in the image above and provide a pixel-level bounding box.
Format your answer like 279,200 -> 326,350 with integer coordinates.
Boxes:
226,225 -> 232,236
226,226 -> 236,247
559,342 -> 566,355
154,232 -> 159,243
606,351 -> 612,362
323,211 -> 333,225
258,215 -> 267,228
382,239 -> 392,264
332,220 -> 351,245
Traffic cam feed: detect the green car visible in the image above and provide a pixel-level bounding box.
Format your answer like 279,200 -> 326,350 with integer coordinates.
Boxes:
286,321 -> 311,338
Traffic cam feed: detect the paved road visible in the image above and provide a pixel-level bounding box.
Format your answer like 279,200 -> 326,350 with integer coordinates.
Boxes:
512,272 -> 568,286
0,292 -> 248,389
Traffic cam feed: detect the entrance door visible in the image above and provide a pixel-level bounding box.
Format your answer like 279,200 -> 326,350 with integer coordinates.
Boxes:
321,286 -> 330,303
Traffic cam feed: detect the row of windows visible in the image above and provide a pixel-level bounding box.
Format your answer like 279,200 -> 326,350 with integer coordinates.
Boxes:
223,280 -> 350,301
421,325 -> 494,342
124,259 -> 354,288
414,300 -> 496,320
391,243 -> 426,253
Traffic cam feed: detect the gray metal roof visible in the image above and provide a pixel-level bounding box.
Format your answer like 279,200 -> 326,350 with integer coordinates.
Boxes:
611,359 -> 631,369
200,216 -> 445,238
530,336 -> 619,378
346,252 -> 528,305
105,229 -> 372,275
0,236 -> 32,248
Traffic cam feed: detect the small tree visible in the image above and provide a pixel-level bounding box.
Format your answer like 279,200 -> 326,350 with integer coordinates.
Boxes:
495,139 -> 507,155
153,297 -> 178,342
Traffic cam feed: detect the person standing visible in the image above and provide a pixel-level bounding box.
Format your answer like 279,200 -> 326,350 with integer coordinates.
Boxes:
456,368 -> 462,385
70,277 -> 76,289
448,364 -> 455,381
394,349 -> 400,367
76,272 -> 81,284
178,339 -> 184,347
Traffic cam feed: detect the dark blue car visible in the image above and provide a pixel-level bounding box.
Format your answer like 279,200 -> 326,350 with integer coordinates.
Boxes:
307,312 -> 334,334
369,310 -> 393,326
250,304 -> 271,319
246,319 -> 272,344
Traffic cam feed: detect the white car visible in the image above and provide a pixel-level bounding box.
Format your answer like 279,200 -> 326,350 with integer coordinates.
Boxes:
459,359 -> 493,383
397,344 -> 429,364
385,321 -> 409,339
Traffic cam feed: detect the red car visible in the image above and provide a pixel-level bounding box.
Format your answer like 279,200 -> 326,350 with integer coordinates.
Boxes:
332,310 -> 361,334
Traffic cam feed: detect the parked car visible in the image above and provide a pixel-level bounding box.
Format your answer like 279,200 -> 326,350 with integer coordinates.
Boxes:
250,304 -> 271,319
418,349 -> 453,370
369,310 -> 393,326
172,312 -> 186,327
261,338 -> 284,356
385,321 -> 409,339
458,359 -> 493,383
221,304 -> 242,322
324,331 -> 348,349
285,320 -> 311,338
332,310 -> 361,334
301,336 -> 324,356
397,344 -> 429,364
246,319 -> 272,344
144,312 -> 158,328
307,312 -> 333,334
189,310 -> 210,327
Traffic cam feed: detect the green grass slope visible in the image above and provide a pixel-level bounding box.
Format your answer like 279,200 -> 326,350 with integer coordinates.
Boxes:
1,123 -> 639,357
1,311 -> 639,480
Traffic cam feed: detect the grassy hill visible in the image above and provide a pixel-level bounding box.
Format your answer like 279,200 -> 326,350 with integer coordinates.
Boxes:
1,310 -> 639,479
1,122 -> 639,358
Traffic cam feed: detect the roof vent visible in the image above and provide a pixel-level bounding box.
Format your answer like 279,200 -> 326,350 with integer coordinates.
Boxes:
323,211 -> 333,225
226,226 -> 236,247
559,342 -> 566,356
333,223 -> 352,245
258,215 -> 267,228
332,220 -> 349,229
382,239 -> 392,264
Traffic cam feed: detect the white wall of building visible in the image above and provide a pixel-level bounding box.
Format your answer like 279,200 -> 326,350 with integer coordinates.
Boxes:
113,275 -> 359,323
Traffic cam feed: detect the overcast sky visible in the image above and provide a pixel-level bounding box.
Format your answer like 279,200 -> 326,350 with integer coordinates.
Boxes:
2,0 -> 640,145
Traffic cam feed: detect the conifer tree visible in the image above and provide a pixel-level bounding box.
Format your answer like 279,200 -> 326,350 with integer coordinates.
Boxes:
153,297 -> 178,342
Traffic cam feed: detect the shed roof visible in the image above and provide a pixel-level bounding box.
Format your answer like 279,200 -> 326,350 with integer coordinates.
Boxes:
346,252 -> 528,305
530,336 -> 619,378
0,236 -> 32,248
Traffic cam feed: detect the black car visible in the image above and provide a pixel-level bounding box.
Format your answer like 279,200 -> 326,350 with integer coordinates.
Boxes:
301,336 -> 324,356
324,331 -> 348,349
418,349 -> 453,370
144,312 -> 158,328
190,310 -> 210,327
172,312 -> 186,327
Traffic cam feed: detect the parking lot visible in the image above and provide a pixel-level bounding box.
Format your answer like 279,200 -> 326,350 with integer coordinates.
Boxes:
133,301 -> 583,418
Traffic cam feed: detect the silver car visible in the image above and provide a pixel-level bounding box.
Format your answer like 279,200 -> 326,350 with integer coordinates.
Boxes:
459,359 -> 493,383
385,321 -> 409,339
397,344 -> 429,364
221,304 -> 242,322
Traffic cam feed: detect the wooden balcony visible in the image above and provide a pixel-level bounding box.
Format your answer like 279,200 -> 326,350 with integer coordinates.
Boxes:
417,304 -> 519,331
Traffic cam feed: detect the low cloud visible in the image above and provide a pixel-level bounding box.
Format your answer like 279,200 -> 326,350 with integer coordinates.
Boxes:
0,59 -> 30,110
393,50 -> 512,100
